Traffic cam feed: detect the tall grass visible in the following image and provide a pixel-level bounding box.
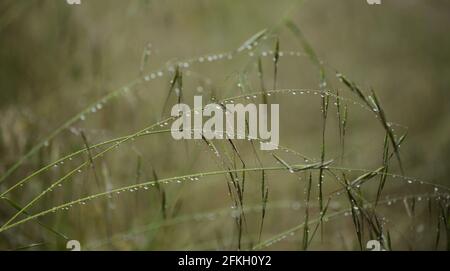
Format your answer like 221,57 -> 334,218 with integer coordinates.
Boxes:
0,6 -> 449,250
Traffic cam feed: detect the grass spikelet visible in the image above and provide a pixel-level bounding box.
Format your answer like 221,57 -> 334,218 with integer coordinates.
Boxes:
258,170 -> 269,242
376,132 -> 390,205
152,169 -> 167,220
369,88 -> 404,173
273,38 -> 280,91
80,131 -> 101,188
162,66 -> 183,117
237,29 -> 267,53
257,57 -> 268,104
302,173 -> 312,250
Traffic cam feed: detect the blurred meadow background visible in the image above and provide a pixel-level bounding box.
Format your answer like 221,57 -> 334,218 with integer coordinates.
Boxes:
0,0 -> 449,250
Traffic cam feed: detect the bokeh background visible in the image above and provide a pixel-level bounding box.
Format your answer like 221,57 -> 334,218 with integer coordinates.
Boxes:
0,0 -> 449,250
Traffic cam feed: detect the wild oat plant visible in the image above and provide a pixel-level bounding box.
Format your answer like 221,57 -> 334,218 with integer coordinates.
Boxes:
0,20 -> 449,251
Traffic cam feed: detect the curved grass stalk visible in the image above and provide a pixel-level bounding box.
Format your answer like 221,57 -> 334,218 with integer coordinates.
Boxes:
0,88 -> 335,208
1,87 -> 396,197
0,123 -> 172,228
0,46 -> 249,185
3,157 -> 446,236
1,88 -> 417,229
329,166 -> 450,193
0,13 -> 314,186
4,15 -> 314,185
0,78 -> 140,185
0,125 -> 316,198
0,161 -> 331,233
0,129 -> 171,198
